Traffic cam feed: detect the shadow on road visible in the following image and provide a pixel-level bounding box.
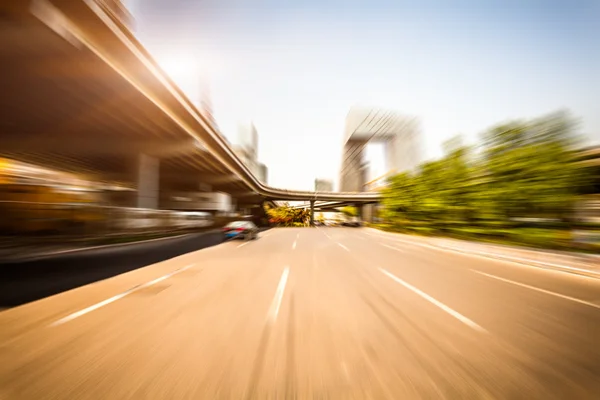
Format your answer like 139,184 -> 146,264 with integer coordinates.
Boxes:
0,228 -> 271,308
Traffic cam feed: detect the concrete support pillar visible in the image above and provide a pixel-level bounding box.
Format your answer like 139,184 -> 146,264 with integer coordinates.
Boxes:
137,153 -> 159,209
310,200 -> 315,227
355,203 -> 363,219
362,204 -> 375,224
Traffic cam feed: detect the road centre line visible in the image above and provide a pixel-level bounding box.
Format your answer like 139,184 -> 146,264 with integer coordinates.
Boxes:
472,270 -> 600,310
268,267 -> 290,322
379,268 -> 487,333
50,263 -> 196,327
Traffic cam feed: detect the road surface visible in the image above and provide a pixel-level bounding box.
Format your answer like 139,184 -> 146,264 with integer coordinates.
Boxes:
0,230 -> 229,307
1,227 -> 600,399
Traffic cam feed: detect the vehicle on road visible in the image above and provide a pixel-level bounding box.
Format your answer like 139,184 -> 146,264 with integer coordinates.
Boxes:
222,221 -> 258,241
342,217 -> 362,227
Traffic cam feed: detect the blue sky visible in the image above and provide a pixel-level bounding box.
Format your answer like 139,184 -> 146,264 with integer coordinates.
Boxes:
127,0 -> 599,190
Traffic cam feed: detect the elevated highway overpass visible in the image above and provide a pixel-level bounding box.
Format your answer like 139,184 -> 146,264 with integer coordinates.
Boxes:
0,0 -> 381,210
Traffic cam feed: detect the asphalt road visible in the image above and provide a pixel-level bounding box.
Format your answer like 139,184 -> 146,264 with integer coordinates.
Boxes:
1,227 -> 600,399
0,230 -> 233,307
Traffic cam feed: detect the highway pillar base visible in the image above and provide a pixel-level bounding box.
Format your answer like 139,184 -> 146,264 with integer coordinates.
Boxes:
137,153 -> 159,209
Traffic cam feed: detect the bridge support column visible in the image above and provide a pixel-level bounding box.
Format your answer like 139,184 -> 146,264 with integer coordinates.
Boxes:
354,203 -> 363,220
362,204 -> 374,224
310,200 -> 315,227
137,153 -> 159,209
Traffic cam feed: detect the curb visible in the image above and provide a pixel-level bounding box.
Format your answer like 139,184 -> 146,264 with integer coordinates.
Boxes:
437,246 -> 600,280
0,231 -> 215,264
366,228 -> 600,279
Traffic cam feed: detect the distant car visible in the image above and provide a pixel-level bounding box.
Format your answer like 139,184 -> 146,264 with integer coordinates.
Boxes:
342,220 -> 362,227
222,221 -> 258,241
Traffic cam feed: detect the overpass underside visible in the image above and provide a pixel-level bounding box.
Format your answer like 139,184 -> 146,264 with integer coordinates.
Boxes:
0,1 -> 263,207
0,1 -> 382,211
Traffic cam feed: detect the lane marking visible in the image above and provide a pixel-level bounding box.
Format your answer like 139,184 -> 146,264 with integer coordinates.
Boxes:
379,268 -> 487,332
292,240 -> 297,250
237,241 -> 250,248
472,270 -> 600,310
381,243 -> 404,252
365,229 -> 599,279
341,362 -> 350,382
456,249 -> 599,277
268,267 -> 290,321
50,263 -> 196,327
338,243 -> 350,252
317,226 -> 332,239
363,230 -> 437,250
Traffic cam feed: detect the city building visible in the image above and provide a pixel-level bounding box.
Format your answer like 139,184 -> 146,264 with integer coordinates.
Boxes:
315,178 -> 333,192
364,171 -> 395,192
233,122 -> 268,184
197,78 -> 218,130
258,163 -> 268,185
339,107 -> 421,192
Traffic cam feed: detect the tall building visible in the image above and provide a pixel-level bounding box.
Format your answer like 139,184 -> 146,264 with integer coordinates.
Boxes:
198,78 -> 218,130
258,163 -> 268,184
237,122 -> 259,160
315,178 -> 333,192
233,122 -> 268,184
340,107 -> 421,192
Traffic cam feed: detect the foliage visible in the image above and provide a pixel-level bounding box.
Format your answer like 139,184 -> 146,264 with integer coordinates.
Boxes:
380,111 -> 594,250
316,213 -> 326,224
340,206 -> 359,218
265,203 -> 310,227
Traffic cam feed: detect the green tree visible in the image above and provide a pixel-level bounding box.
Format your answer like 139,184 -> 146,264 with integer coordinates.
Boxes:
316,213 -> 326,224
340,206 -> 359,218
481,111 -> 582,222
265,203 -> 310,227
380,110 -> 589,244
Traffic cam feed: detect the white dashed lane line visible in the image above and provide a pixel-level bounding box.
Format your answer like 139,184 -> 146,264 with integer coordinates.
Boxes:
338,243 -> 350,252
472,270 -> 600,310
268,267 -> 290,322
50,263 -> 196,327
379,268 -> 487,333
